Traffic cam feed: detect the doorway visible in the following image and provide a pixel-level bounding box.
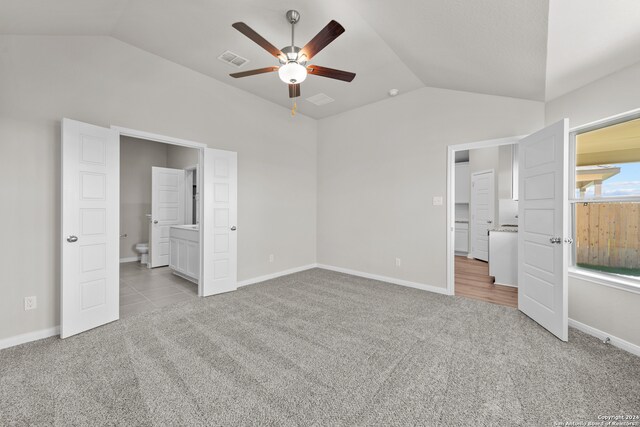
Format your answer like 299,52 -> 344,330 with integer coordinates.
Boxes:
447,120 -> 571,342
60,119 -> 238,338
450,140 -> 518,308
118,136 -> 200,317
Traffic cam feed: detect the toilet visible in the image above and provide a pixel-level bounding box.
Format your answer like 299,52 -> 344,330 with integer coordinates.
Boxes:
134,243 -> 149,265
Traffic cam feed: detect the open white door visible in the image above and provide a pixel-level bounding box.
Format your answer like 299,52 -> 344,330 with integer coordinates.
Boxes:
201,148 -> 237,296
150,167 -> 185,268
518,119 -> 569,341
470,170 -> 495,261
61,119 -> 119,338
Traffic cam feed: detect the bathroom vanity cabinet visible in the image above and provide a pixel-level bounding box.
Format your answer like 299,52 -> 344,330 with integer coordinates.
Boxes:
169,225 -> 200,283
488,228 -> 518,287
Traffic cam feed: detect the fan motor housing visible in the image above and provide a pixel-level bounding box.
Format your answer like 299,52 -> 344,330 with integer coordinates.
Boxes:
280,46 -> 306,65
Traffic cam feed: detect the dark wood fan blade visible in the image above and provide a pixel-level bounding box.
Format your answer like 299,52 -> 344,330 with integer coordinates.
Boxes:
300,20 -> 345,60
229,66 -> 279,78
307,65 -> 355,82
289,83 -> 301,98
232,22 -> 284,59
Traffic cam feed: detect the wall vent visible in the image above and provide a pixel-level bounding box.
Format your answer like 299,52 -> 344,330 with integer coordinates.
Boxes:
217,50 -> 249,68
306,93 -> 335,106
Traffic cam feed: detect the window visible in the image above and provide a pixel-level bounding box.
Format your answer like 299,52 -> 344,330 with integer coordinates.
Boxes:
571,115 -> 640,280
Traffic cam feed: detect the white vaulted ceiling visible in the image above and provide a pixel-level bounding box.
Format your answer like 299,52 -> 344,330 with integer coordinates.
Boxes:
1,0 -> 639,118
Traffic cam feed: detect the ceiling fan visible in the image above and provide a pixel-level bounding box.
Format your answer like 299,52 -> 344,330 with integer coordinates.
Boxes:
229,10 -> 356,100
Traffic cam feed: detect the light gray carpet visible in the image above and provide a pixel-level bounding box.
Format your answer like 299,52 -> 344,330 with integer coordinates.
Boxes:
1,268 -> 639,426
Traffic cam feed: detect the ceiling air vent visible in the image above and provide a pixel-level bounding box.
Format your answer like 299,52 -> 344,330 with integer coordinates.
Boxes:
306,93 -> 335,106
217,50 -> 249,68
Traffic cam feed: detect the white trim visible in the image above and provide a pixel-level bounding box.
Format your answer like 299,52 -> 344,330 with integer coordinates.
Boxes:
112,126 -> 207,148
0,326 -> 59,350
237,264 -> 318,287
569,318 -> 640,358
569,268 -> 640,295
447,135 -> 526,152
317,264 -> 452,296
568,107 -> 640,134
119,256 -> 140,263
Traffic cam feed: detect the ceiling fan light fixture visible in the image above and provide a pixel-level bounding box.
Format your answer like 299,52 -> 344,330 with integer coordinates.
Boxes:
230,11 -> 355,102
278,62 -> 307,84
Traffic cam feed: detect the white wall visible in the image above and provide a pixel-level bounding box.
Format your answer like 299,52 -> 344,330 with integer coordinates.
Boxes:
497,144 -> 514,200
2,33 -> 635,350
0,35 -> 317,341
546,59 -> 640,347
166,144 -> 199,170
317,87 -> 544,287
119,137 -> 168,260
546,61 -> 640,126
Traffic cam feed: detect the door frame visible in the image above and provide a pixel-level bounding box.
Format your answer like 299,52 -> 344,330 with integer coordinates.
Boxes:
446,135 -> 524,295
112,126 -> 209,296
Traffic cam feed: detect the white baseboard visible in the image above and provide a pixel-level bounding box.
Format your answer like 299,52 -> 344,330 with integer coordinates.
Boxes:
237,264 -> 318,288
569,318 -> 640,357
0,326 -> 59,351
120,256 -> 140,263
316,264 -> 452,296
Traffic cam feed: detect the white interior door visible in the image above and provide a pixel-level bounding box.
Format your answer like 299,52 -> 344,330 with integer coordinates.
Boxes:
201,148 -> 237,296
61,118 -> 119,338
518,119 -> 569,341
470,170 -> 495,261
150,167 -> 185,268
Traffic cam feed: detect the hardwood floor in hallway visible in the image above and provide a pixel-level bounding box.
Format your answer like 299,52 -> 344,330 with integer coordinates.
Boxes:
455,256 -> 518,308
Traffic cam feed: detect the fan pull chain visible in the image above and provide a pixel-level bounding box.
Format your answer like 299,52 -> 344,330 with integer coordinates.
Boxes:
291,100 -> 297,117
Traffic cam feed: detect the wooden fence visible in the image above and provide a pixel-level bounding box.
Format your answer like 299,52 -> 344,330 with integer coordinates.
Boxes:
575,202 -> 640,270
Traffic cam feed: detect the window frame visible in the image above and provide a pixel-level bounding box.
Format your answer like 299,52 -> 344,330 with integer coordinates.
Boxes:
568,109 -> 640,292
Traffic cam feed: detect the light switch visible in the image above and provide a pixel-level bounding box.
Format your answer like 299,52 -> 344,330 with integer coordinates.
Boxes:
432,196 -> 443,206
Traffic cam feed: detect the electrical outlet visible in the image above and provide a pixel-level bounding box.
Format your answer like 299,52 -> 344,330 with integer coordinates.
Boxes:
269,254 -> 274,263
395,258 -> 401,267
432,196 -> 443,206
24,296 -> 37,311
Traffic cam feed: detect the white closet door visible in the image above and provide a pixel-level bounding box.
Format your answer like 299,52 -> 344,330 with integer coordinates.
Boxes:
518,119 -> 569,341
61,118 -> 119,338
150,167 -> 185,268
201,148 -> 237,296
470,170 -> 495,262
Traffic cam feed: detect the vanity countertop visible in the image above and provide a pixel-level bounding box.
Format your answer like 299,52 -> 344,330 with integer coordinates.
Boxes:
489,226 -> 518,233
170,224 -> 199,231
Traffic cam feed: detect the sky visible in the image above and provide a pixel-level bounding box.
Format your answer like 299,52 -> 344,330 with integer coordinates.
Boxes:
578,162 -> 640,198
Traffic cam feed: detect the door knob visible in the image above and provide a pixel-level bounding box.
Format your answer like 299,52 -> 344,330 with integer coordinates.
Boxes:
66,235 -> 78,243
153,220 -> 158,224
230,226 -> 237,231
549,237 -> 562,244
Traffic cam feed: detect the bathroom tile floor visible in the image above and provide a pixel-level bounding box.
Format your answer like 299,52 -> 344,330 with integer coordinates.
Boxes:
119,261 -> 198,318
